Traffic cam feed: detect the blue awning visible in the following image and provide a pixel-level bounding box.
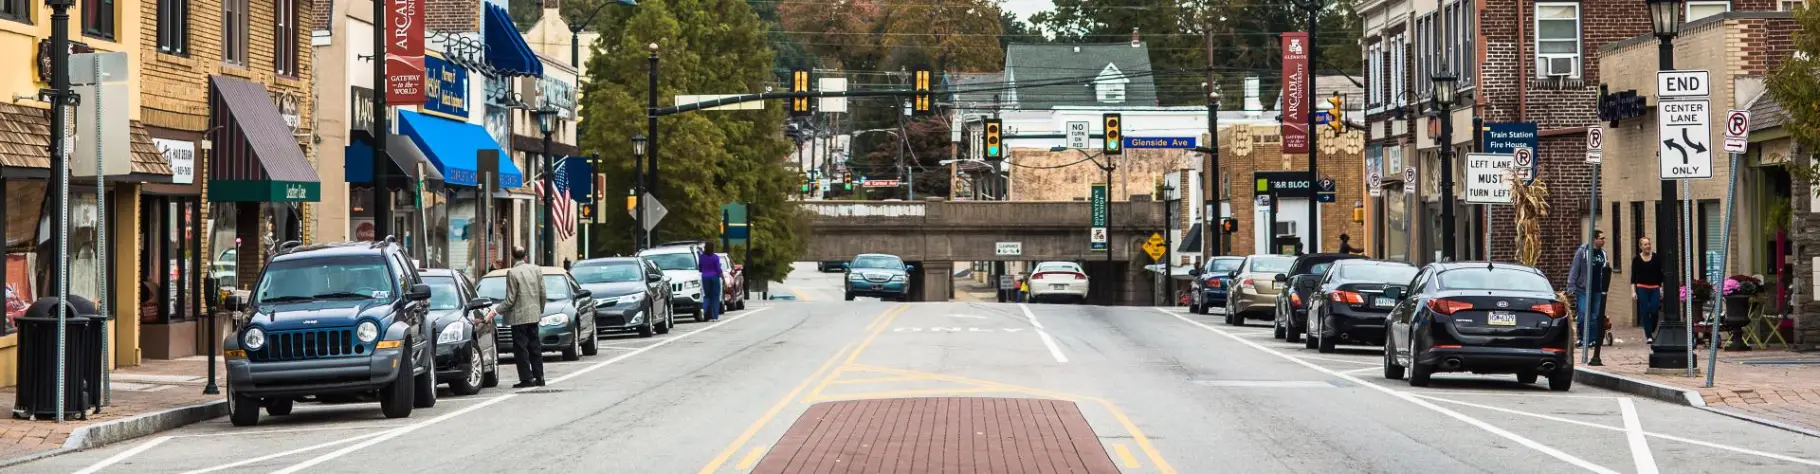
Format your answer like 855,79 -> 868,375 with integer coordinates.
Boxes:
396,110 -> 524,189
484,3 -> 543,77
344,133 -> 446,188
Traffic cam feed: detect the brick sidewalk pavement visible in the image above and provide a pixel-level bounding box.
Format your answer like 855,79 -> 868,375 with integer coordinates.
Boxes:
0,357 -> 224,461
1586,326 -> 1820,434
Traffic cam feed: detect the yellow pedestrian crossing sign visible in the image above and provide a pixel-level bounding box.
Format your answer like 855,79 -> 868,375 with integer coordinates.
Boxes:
1142,233 -> 1166,261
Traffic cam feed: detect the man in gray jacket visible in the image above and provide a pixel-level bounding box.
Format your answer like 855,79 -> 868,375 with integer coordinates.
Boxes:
498,247 -> 546,387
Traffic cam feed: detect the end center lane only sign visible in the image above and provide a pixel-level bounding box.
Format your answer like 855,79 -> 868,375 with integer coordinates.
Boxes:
1465,153 -> 1515,205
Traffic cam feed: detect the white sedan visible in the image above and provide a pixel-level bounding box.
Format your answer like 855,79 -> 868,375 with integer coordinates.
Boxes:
1027,261 -> 1089,304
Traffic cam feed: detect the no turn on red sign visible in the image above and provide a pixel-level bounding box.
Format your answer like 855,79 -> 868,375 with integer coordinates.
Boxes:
1723,109 -> 1750,154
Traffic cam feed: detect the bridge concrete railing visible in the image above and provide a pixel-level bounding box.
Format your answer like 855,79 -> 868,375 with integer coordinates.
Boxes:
799,197 -> 1167,262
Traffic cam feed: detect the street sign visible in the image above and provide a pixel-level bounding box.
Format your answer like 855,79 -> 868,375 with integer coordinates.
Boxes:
1512,147 -> 1535,182
1090,183 -> 1108,251
1723,109 -> 1751,153
1367,170 -> 1382,197
1066,121 -> 1090,149
1256,195 -> 1272,208
1403,167 -> 1415,194
1485,122 -> 1538,184
1125,137 -> 1199,149
1658,99 -> 1713,179
1464,153 -> 1515,205
862,179 -> 900,188
995,242 -> 1022,256
1142,233 -> 1167,261
1586,127 -> 1604,164
628,192 -> 667,230
1657,70 -> 1710,99
999,274 -> 1015,290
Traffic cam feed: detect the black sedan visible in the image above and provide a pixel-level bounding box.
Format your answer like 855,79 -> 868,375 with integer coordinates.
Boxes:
422,269 -> 500,395
1273,253 -> 1365,342
1302,260 -> 1417,353
572,257 -> 674,338
1382,262 -> 1573,391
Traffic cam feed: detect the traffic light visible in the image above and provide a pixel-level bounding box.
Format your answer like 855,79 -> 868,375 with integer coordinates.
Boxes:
842,171 -> 853,190
1220,217 -> 1238,234
1103,113 -> 1122,155
790,69 -> 812,117
1327,93 -> 1345,133
983,119 -> 1003,160
912,68 -> 932,114
580,203 -> 594,221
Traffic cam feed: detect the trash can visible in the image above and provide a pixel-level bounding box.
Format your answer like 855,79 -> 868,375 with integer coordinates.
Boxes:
12,296 -> 101,421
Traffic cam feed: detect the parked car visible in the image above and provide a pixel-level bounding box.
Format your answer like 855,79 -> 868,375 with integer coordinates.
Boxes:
1301,260 -> 1418,353
718,252 -> 747,311
571,257 -> 674,337
844,253 -> 912,301
1027,261 -> 1089,304
1382,262 -> 1573,390
1223,255 -> 1297,325
221,239 -> 437,426
1189,256 -> 1243,315
478,267 -> 600,361
638,244 -> 707,321
1273,253 -> 1366,342
421,269 -> 499,395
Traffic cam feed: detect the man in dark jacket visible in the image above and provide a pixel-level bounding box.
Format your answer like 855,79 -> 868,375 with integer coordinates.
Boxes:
1567,231 -> 1612,348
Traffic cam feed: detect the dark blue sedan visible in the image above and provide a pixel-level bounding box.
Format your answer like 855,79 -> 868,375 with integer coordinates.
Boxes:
1189,257 -> 1244,315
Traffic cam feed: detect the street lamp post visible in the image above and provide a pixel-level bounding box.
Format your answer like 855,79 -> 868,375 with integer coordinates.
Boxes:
1432,71 -> 1459,262
1646,0 -> 1692,372
537,108 -> 557,266
645,43 -> 660,245
567,0 -> 638,69
1207,89 -> 1221,259
631,134 -> 648,250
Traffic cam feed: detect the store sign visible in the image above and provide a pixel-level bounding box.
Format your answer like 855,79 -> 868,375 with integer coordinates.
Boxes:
154,138 -> 196,184
271,91 -> 301,130
539,77 -> 575,119
351,86 -> 375,133
385,0 -> 426,105
1253,170 -> 1316,198
485,105 -> 510,150
1279,32 -> 1310,154
36,39 -> 94,83
423,54 -> 470,119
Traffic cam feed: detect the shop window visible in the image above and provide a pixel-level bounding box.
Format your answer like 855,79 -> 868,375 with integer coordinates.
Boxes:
222,0 -> 248,66
157,0 -> 188,55
31,190 -> 109,305
275,0 -> 297,76
1535,3 -> 1582,79
83,0 -> 115,40
2,0 -> 30,24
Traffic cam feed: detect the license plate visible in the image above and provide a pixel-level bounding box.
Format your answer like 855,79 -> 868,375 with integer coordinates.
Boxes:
1052,284 -> 1067,290
1488,311 -> 1517,326
872,284 -> 883,290
1373,297 -> 1395,307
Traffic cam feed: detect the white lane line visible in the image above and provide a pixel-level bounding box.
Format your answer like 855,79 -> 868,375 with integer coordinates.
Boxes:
178,430 -> 393,474
74,436 -> 171,474
1297,356 -> 1380,366
174,424 -> 411,438
267,306 -> 772,473
1618,398 -> 1661,474
1018,303 -> 1068,363
1339,366 -> 1379,375
1155,308 -> 1620,474
1411,393 -> 1820,468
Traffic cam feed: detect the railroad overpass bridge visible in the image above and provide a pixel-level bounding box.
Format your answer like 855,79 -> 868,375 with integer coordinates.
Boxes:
800,198 -> 1169,304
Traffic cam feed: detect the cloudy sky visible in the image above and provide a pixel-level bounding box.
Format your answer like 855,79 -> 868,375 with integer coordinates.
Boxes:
1000,0 -> 1054,22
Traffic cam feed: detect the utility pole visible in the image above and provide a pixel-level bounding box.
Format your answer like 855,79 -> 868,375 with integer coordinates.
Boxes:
1205,27 -> 1221,261
371,0 -> 391,241
1304,0 -> 1321,253
644,43 -> 659,246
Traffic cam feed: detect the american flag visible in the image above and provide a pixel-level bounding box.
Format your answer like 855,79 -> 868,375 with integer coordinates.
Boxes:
533,159 -> 578,241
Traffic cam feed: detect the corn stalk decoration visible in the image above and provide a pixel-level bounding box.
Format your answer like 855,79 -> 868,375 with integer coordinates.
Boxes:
1510,173 -> 1551,268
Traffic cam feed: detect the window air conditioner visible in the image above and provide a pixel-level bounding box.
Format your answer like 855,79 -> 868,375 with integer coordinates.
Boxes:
1544,57 -> 1574,78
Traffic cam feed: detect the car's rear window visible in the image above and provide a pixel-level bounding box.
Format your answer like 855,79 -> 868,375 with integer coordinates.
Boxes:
1438,268 -> 1553,292
1247,256 -> 1295,274
1337,264 -> 1418,283
1206,258 -> 1242,272
1035,263 -> 1081,273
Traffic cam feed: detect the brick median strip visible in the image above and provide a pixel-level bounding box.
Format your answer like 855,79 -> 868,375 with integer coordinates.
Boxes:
751,397 -> 1120,474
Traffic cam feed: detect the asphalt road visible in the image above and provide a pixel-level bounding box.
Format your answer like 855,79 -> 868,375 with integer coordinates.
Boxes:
22,263 -> 1820,473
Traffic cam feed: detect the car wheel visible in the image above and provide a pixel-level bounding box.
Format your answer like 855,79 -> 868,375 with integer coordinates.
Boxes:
413,342 -> 438,409
1408,360 -> 1433,387
638,314 -> 656,338
1303,330 -> 1318,349
1273,320 -> 1286,339
481,341 -> 500,388
583,325 -> 600,355
380,340 -> 416,419
653,304 -> 671,335
561,325 -> 583,361
1382,341 -> 1406,380
451,345 -> 484,395
1517,371 -> 1539,385
264,398 -> 294,416
228,383 -> 261,427
1317,332 -> 1336,353
1189,302 -> 1202,314
1548,364 -> 1574,391
693,308 -> 707,322
844,292 -> 855,301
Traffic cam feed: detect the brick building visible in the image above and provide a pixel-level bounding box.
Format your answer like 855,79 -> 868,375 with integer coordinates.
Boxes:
1216,124 -> 1369,257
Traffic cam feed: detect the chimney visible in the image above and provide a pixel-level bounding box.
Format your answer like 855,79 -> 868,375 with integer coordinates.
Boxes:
1243,75 -> 1263,117
1131,28 -> 1141,47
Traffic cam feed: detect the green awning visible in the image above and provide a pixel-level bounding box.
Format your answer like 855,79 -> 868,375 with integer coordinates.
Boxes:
208,180 -> 320,202
207,75 -> 321,202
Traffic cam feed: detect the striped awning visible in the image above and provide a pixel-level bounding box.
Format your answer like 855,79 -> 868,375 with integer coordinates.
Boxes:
207,75 -> 320,202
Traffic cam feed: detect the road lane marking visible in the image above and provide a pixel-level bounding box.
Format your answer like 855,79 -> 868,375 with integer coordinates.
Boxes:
1193,380 -> 1338,388
699,343 -> 855,474
736,447 -> 767,470
1019,303 -> 1069,363
804,305 -> 910,402
828,375 -> 937,385
1156,308 -> 1620,474
1618,398 -> 1661,474
178,431 -> 393,474
789,285 -> 811,302
808,386 -> 1005,402
1338,367 -> 1380,375
74,436 -> 171,474
1112,443 -> 1141,468
1410,393 -> 1820,468
1299,356 -> 1379,366
173,424 -> 410,438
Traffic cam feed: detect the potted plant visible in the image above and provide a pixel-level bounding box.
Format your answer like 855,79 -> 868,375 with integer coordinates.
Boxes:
1680,279 -> 1716,326
1720,275 -> 1763,350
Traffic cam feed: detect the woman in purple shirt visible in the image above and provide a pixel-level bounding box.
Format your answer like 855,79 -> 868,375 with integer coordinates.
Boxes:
699,243 -> 723,321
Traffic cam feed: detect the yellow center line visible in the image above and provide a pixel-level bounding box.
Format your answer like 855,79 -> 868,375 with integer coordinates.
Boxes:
735,447 -> 767,470
789,285 -> 811,302
804,305 -> 909,403
1112,443 -> 1141,468
698,303 -> 905,474
807,386 -> 1006,403
827,375 -> 940,385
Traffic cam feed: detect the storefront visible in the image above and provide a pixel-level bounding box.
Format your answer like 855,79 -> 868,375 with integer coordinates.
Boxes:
138,125 -> 210,359
206,75 -> 322,293
396,109 -> 523,277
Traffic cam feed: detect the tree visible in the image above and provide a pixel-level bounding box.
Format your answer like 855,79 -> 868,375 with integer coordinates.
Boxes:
1000,9 -> 1042,50
576,0 -> 805,283
856,117 -> 955,200
1767,6 -> 1820,152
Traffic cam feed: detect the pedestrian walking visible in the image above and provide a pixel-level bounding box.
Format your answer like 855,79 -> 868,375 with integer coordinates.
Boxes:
1630,237 -> 1665,344
699,243 -> 724,321
1567,231 -> 1612,348
1338,234 -> 1361,255
498,247 -> 546,387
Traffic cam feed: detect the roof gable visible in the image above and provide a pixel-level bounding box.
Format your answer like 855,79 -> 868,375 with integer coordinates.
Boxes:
1004,42 -> 1158,109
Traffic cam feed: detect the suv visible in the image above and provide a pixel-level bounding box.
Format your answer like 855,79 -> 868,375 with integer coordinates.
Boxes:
221,239 -> 441,427
638,244 -> 706,321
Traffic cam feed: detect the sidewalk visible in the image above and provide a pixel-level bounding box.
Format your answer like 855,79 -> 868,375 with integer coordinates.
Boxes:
951,278 -> 998,302
0,357 -> 226,464
1579,326 -> 1820,435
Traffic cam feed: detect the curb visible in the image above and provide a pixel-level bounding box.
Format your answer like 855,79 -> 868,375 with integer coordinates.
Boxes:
1575,367 -> 1820,439
0,399 -> 226,469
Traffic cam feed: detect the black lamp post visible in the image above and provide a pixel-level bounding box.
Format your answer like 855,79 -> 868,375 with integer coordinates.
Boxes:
1431,70 -> 1459,262
565,0 -> 638,68
1206,88 -> 1221,259
631,134 -> 648,250
1646,0 -> 1692,372
537,108 -> 557,266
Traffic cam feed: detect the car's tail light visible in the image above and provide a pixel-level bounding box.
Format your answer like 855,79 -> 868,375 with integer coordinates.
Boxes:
1209,278 -> 1223,288
1239,279 -> 1254,288
1291,293 -> 1303,308
1426,298 -> 1474,315
1071,272 -> 1087,280
1329,290 -> 1365,305
1532,302 -> 1567,318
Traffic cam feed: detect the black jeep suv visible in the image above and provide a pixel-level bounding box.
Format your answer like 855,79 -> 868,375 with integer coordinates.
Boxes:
221,239 -> 441,426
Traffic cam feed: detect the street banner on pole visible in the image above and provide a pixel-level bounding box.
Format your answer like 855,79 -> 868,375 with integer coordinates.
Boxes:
1090,183 -> 1108,251
1279,33 -> 1310,154
386,0 -> 427,105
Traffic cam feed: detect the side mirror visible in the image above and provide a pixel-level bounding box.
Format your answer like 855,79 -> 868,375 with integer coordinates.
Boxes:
1189,268 -> 1202,277
576,289 -> 592,298
1274,273 -> 1289,283
407,284 -> 433,301
841,262 -> 850,270
1383,286 -> 1405,301
647,272 -> 664,282
906,264 -> 916,272
466,298 -> 495,310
